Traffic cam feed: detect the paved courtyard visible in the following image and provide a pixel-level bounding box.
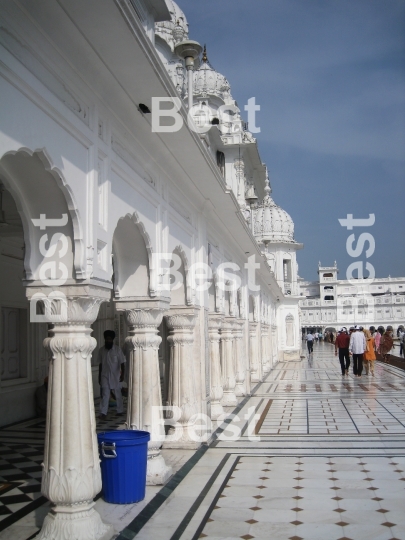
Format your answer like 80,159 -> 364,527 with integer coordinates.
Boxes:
1,342 -> 405,539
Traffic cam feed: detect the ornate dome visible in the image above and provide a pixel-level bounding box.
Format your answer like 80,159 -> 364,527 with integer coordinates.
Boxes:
155,0 -> 189,51
193,48 -> 231,101
253,176 -> 295,243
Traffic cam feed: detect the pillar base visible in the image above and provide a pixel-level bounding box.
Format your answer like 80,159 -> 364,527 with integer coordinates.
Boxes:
163,439 -> 201,450
210,401 -> 225,420
36,504 -> 113,540
235,383 -> 246,397
221,391 -> 237,407
163,425 -> 202,449
146,453 -> 173,485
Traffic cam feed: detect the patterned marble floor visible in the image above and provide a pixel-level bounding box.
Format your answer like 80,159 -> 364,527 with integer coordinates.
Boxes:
1,343 -> 404,539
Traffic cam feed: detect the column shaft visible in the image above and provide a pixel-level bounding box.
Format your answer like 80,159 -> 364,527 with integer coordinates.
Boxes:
30,291 -> 113,540
220,318 -> 237,407
164,309 -> 199,448
208,314 -> 224,420
234,320 -> 246,396
249,322 -> 260,383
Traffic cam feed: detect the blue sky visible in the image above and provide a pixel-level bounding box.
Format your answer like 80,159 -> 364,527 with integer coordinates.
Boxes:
178,0 -> 405,281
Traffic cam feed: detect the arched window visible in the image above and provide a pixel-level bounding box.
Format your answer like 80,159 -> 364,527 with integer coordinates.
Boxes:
323,273 -> 333,278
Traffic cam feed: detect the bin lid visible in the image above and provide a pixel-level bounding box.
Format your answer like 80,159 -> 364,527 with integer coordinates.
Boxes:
97,430 -> 150,446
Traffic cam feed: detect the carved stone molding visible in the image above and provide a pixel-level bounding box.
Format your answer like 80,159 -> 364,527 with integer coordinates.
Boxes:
36,504 -> 111,540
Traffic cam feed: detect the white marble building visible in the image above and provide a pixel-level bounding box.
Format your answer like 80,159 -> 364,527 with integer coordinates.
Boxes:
299,262 -> 405,334
0,0 -> 301,538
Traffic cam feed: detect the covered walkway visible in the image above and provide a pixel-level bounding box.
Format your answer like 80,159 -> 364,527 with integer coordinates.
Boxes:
1,343 -> 405,539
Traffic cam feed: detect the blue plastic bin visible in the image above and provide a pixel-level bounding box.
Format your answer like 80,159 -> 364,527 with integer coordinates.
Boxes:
98,430 -> 150,504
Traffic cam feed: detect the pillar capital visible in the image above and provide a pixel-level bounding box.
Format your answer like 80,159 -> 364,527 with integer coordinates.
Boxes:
26,284 -> 110,326
166,306 -> 197,329
208,313 -> 223,332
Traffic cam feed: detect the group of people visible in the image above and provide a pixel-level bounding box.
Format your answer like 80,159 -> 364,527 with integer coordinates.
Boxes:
334,325 -> 394,377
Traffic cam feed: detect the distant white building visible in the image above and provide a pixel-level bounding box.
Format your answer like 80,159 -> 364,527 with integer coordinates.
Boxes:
299,262 -> 405,334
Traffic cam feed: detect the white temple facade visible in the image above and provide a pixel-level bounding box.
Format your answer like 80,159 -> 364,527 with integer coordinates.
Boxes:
0,1 -> 301,538
299,262 -> 405,334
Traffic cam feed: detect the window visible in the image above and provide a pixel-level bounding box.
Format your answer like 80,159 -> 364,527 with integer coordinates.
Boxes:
216,151 -> 225,177
324,296 -> 334,301
323,273 -> 333,278
324,286 -> 333,290
283,260 -> 292,281
1,307 -> 28,381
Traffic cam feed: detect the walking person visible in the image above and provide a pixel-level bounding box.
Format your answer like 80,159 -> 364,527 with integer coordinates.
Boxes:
398,327 -> 405,357
306,332 -> 314,355
335,327 -> 350,376
349,326 -> 366,377
98,330 -> 126,420
375,326 -> 384,354
380,326 -> 394,363
402,330 -> 405,358
363,329 -> 376,376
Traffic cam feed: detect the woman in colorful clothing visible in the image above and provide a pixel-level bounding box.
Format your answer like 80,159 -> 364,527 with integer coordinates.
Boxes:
374,326 -> 384,354
363,329 -> 376,376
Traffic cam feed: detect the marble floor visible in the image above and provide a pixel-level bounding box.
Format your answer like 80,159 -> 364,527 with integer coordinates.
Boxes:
1,342 -> 405,539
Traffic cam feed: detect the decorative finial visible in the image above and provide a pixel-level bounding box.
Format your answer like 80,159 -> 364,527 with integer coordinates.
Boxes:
264,168 -> 271,197
202,44 -> 208,63
173,19 -> 185,44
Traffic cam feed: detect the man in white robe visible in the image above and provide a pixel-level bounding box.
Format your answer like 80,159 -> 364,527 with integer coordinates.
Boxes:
98,330 -> 126,419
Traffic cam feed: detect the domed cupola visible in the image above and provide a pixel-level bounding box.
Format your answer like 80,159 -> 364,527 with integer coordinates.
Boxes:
155,0 -> 189,51
193,46 -> 232,101
254,174 -> 295,244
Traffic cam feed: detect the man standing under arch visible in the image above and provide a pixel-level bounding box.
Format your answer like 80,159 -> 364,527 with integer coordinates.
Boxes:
98,330 -> 126,420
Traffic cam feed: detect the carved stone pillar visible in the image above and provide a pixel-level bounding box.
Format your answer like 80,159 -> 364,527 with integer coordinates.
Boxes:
249,322 -> 260,383
271,324 -> 278,367
115,298 -> 172,486
234,319 -> 246,396
208,314 -> 224,420
164,307 -> 199,449
26,286 -> 113,540
220,318 -> 237,407
261,324 -> 271,376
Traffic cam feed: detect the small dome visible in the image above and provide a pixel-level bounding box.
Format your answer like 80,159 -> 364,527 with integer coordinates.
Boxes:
253,177 -> 295,243
155,0 -> 189,51
193,49 -> 231,101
